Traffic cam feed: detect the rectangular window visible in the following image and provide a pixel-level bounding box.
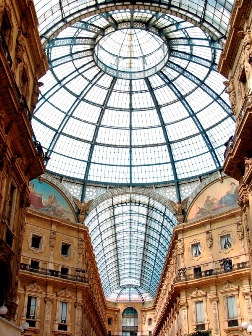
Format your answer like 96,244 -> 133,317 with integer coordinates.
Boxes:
227,296 -> 239,327
31,235 -> 41,249
61,243 -> 70,256
59,302 -> 68,323
196,301 -> 205,324
194,267 -> 202,279
58,302 -> 68,331
192,243 -> 201,257
5,228 -> 13,248
227,296 -> 238,320
221,235 -> 232,249
61,267 -> 69,277
26,296 -> 37,324
6,183 -> 16,228
30,260 -> 39,271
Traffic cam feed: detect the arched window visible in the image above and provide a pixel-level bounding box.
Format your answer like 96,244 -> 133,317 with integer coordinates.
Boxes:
122,307 -> 138,336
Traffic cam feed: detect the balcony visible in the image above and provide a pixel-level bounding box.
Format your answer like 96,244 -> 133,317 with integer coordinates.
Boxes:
223,92 -> 252,181
20,263 -> 88,284
175,261 -> 249,283
0,30 -> 48,177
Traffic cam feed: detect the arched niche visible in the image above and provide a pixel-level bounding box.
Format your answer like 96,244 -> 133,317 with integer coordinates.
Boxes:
28,178 -> 76,222
186,177 -> 239,221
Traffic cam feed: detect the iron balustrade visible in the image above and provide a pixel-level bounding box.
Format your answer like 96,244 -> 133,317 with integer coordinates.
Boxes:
20,263 -> 88,283
175,262 -> 248,283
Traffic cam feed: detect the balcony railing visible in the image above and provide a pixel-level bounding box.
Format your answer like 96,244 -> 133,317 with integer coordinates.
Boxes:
0,30 -> 49,164
20,263 -> 88,284
175,261 -> 249,283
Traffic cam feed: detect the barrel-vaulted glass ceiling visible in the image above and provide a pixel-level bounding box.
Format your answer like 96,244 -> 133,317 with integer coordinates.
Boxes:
32,1 -> 235,301
85,193 -> 176,301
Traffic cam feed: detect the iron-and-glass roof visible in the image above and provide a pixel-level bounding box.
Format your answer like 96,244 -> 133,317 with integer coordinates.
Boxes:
33,9 -> 235,194
85,193 -> 176,301
32,2 -> 235,301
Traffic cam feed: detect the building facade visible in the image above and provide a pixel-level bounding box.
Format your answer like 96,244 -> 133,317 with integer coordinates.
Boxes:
1,0 -> 252,336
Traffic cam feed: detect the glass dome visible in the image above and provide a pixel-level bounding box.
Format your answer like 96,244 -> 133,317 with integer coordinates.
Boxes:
32,1 -> 235,301
94,28 -> 169,79
33,8 -> 235,196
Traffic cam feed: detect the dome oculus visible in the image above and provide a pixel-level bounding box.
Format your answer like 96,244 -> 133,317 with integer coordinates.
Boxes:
94,28 -> 169,79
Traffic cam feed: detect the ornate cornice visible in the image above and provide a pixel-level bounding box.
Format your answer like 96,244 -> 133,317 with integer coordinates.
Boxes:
218,0 -> 252,78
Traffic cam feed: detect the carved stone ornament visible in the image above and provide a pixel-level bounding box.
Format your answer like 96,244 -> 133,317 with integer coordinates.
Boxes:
25,282 -> 43,294
244,157 -> 252,175
168,197 -> 189,223
49,230 -> 56,248
206,230 -> 213,248
44,298 -> 53,336
220,282 -> 239,294
15,30 -> 26,63
31,79 -> 44,114
57,288 -> 75,300
236,221 -> 244,240
223,79 -> 236,113
78,238 -> 84,254
72,197 -> 93,223
176,238 -> 184,255
243,30 -> 252,88
190,288 -> 207,299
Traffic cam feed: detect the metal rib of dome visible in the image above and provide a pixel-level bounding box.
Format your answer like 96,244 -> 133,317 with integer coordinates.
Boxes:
33,9 -> 235,196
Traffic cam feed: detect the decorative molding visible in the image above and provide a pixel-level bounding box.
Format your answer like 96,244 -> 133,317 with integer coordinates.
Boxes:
25,282 -> 43,294
88,187 -> 175,214
206,230 -> 213,248
237,221 -> 244,240
211,300 -> 220,336
220,282 -> 239,294
57,288 -> 75,300
44,299 -> 53,336
190,288 -> 207,299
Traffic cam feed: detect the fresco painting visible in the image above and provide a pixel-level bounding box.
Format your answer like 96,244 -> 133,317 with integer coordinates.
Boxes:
29,179 -> 75,222
187,178 -> 239,220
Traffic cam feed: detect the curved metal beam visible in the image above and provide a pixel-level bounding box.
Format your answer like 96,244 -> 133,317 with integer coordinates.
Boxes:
167,60 -> 232,115
37,2 -> 231,47
47,37 -> 96,48
145,77 -> 181,202
45,70 -> 105,159
81,77 -> 117,201
158,71 -> 221,168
